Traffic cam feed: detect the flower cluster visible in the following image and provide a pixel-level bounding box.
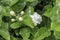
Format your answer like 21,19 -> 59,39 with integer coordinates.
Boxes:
10,10 -> 42,25
10,10 -> 24,22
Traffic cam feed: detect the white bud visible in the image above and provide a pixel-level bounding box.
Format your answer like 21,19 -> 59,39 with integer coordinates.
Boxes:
19,17 -> 23,21
34,23 -> 37,26
10,10 -> 15,16
20,11 -> 24,15
11,19 -> 16,22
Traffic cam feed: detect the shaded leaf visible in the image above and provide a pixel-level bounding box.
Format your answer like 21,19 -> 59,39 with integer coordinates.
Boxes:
10,36 -> 17,40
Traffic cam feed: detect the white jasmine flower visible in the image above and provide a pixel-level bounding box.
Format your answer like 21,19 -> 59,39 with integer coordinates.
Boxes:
19,17 -> 23,21
30,12 -> 42,25
20,11 -> 24,15
10,10 -> 16,16
11,19 -> 16,22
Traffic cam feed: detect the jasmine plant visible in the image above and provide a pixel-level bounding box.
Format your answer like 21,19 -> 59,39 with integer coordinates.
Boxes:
0,0 -> 60,40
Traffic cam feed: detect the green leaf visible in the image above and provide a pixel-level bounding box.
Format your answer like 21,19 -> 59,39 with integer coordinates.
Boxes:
44,0 -> 60,39
1,0 -> 18,6
0,5 -> 11,16
26,6 -> 34,15
25,0 -> 34,2
52,6 -> 60,37
12,0 -> 26,13
0,28 -> 10,40
9,0 -> 18,6
30,0 -> 38,6
19,27 -> 31,40
4,7 -> 11,16
30,27 -> 39,36
10,22 -> 21,29
10,36 -> 17,40
17,38 -> 22,40
33,27 -> 51,40
54,31 -> 60,39
0,15 -> 2,27
23,6 -> 34,28
23,14 -> 34,28
0,18 -> 9,29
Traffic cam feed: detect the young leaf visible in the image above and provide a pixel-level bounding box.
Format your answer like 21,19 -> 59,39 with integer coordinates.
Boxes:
44,0 -> 60,39
0,5 -> 11,16
23,15 -> 34,28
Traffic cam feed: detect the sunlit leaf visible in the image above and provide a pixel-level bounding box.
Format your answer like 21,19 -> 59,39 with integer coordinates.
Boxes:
10,22 -> 21,29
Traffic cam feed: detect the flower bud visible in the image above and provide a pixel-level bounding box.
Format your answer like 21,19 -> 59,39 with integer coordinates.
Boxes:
34,23 -> 37,26
20,11 -> 24,15
11,19 -> 16,22
19,17 -> 23,21
10,10 -> 16,16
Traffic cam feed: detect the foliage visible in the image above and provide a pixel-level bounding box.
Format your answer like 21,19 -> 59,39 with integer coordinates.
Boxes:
0,0 -> 59,40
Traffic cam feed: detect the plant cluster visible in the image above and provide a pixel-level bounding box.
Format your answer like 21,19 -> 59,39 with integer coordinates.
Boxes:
0,0 -> 60,40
